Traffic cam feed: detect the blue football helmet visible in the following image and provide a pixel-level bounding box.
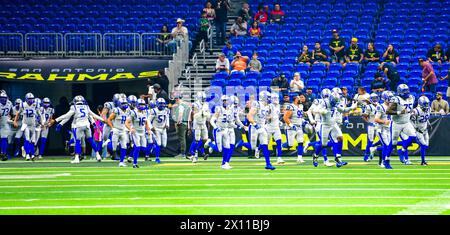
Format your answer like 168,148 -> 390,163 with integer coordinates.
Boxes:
42,97 -> 51,108
156,98 -> 166,110
418,96 -> 430,111
137,98 -> 147,111
119,97 -> 128,110
397,84 -> 410,99
321,88 -> 332,99
128,95 -> 138,108
25,93 -> 35,105
221,95 -> 229,107
369,93 -> 379,103
15,98 -> 22,107
0,91 -> 7,105
113,93 -> 121,106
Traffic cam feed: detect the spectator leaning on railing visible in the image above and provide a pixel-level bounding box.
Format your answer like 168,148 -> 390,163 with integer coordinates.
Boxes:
270,74 -> 289,95
440,68 -> 450,101
431,92 -> 449,115
156,25 -> 171,53
215,53 -> 230,73
230,16 -> 247,37
419,58 -> 438,92
248,52 -> 262,72
379,62 -> 400,91
371,72 -> 388,93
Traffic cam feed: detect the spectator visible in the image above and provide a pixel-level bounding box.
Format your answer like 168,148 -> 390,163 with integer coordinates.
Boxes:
329,29 -> 346,64
305,88 -> 316,103
312,42 -> 330,67
440,68 -> 450,101
203,1 -> 216,22
446,47 -> 450,62
248,21 -> 261,37
215,53 -> 230,73
269,3 -> 285,24
270,74 -> 289,94
168,18 -> 192,53
299,94 -> 311,111
344,37 -> 364,65
371,72 -> 388,92
222,41 -> 238,59
230,16 -> 247,37
248,52 -> 262,72
297,45 -> 312,65
427,43 -> 444,64
254,5 -> 268,24
148,69 -> 169,93
215,0 -> 230,45
419,58 -> 438,92
353,87 -> 370,115
141,83 -> 169,102
341,86 -> 353,104
237,2 -> 253,23
196,12 -> 210,47
431,92 -> 449,115
379,62 -> 400,91
171,92 -> 191,158
156,25 -> 171,53
281,94 -> 291,107
289,72 -> 305,93
382,44 -> 399,64
363,42 -> 380,64
230,51 -> 249,73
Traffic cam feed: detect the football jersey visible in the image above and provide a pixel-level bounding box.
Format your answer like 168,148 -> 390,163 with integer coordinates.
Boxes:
128,109 -> 148,132
390,95 -> 415,124
41,107 -> 55,123
286,103 -> 304,125
213,106 -> 231,129
253,101 -> 270,126
0,100 -> 12,126
21,102 -> 41,126
362,103 -> 378,123
411,107 -> 430,132
317,98 -> 335,125
192,101 -> 210,126
375,103 -> 391,129
149,108 -> 170,130
103,101 -> 115,118
11,105 -> 22,127
70,104 -> 95,128
112,107 -> 129,130
332,98 -> 347,124
307,99 -> 322,123
267,103 -> 281,127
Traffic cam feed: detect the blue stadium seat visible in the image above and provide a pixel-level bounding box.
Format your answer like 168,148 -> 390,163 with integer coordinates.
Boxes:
227,79 -> 241,86
261,71 -> 276,80
230,72 -> 245,80
214,72 -> 229,80
242,79 -> 257,87
245,71 -> 260,80
340,77 -> 355,87
258,79 -> 272,87
211,79 -> 226,87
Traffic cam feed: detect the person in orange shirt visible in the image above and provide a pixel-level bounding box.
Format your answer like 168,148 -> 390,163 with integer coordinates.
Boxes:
249,22 -> 261,37
231,51 -> 249,73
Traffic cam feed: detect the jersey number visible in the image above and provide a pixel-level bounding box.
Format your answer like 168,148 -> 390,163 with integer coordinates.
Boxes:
157,115 -> 166,123
26,109 -> 34,118
1,108 -> 8,116
138,117 -> 146,126
79,108 -> 86,118
120,115 -> 127,124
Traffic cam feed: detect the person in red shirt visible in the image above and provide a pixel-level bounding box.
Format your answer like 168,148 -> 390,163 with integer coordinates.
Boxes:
254,6 -> 268,24
269,3 -> 285,24
419,58 -> 438,92
249,21 -> 261,37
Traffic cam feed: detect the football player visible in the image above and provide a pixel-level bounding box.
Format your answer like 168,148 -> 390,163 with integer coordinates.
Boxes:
9,98 -> 23,158
283,95 -> 306,164
107,97 -> 130,166
411,96 -> 431,166
0,91 -> 12,160
208,95 -> 232,169
361,93 -> 380,162
188,91 -> 210,163
37,97 -> 55,159
148,98 -> 170,164
125,98 -> 151,168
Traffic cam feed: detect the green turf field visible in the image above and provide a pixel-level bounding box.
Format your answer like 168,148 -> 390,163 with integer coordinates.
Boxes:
0,156 -> 449,215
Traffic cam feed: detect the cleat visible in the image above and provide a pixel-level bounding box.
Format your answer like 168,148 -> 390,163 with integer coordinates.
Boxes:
221,164 -> 231,170
383,160 -> 393,169
71,155 -> 80,164
111,153 -> 119,161
404,160 -> 412,165
336,162 -> 343,168
38,155 -> 43,159
297,156 -> 305,164
379,163 -> 385,168
25,154 -> 30,161
96,152 -> 102,162
324,160 -> 333,167
118,162 -> 127,167
204,139 -> 212,150
133,164 -> 139,168
421,161 -> 428,166
64,141 -> 69,154
31,155 -> 36,161
312,154 -> 319,167
21,146 -> 26,157
276,158 -> 285,164
363,155 -> 370,162
145,156 -> 151,161
127,156 -> 133,163
341,161 -> 348,166
225,162 -> 232,169
192,157 -> 198,163
255,149 -> 260,159
155,158 -> 161,164
203,153 -> 209,160
265,164 -> 276,170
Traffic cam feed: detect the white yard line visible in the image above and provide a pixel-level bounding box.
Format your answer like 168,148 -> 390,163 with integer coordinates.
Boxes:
0,196 -> 446,202
1,172 -> 450,176
396,190 -> 450,215
0,188 -> 448,194
0,173 -> 70,179
0,204 -> 431,210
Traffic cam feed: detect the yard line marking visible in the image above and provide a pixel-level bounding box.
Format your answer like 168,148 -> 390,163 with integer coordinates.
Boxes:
0,173 -> 71,179
0,188 -> 448,194
1,168 -> 450,172
396,190 -> 450,215
0,204 -> 429,210
0,196 -> 447,202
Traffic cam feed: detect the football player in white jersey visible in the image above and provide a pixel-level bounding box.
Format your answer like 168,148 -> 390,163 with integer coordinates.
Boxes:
100,94 -> 119,159
246,90 -> 275,170
125,98 -> 151,168
306,98 -> 333,166
9,98 -> 23,158
13,93 -> 43,161
208,95 -> 232,169
0,91 -> 12,160
37,97 -> 55,159
283,95 -> 306,164
265,93 -> 284,164
361,93 -> 380,162
188,91 -> 211,163
411,96 -> 431,166
224,95 -> 247,166
148,98 -> 170,164
312,89 -> 357,167
55,95 -> 103,164
107,97 -> 130,166
374,91 -> 394,168
384,84 -> 416,169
